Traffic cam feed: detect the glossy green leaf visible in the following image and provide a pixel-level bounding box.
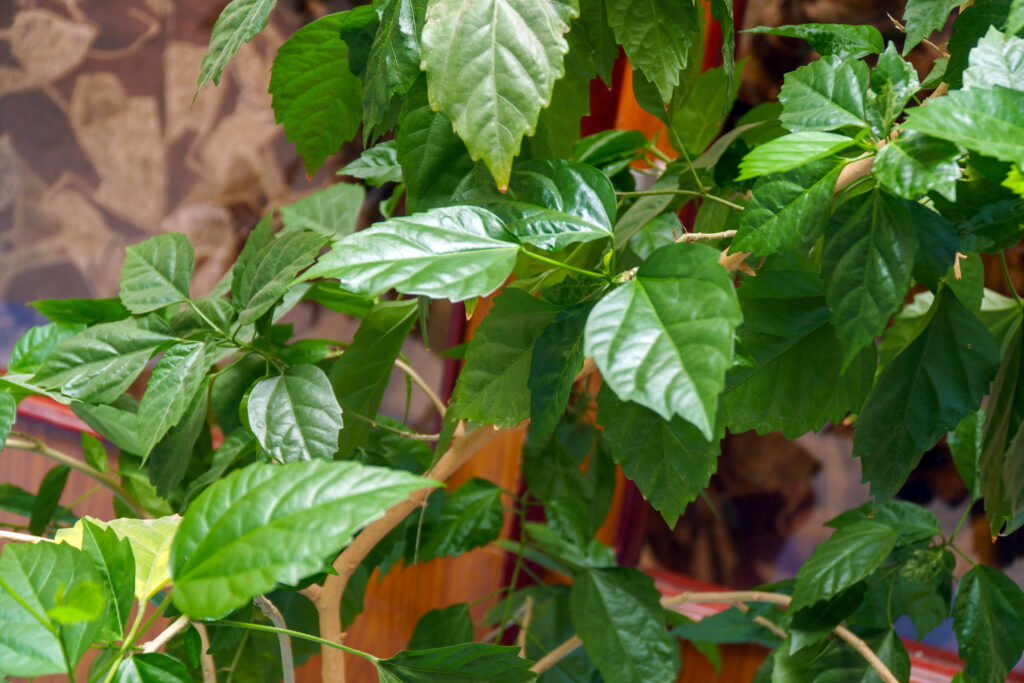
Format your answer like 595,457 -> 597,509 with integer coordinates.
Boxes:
450,289 -> 560,427
0,392 -> 14,451
827,500 -> 941,546
980,322 -> 1024,531
280,183 -> 365,238
906,86 -> 1024,168
949,409 -> 985,500
421,0 -> 576,189
171,460 -> 429,619
823,189 -> 918,369
790,521 -> 897,610
947,1 -> 1021,89
962,26 -> 1024,91
232,229 -> 325,327
137,341 -> 207,458
269,12 -> 363,175
868,43 -> 920,137
606,0 -> 700,103
746,23 -> 883,59
339,141 -> 403,186
78,519 -> 134,641
30,297 -> 130,325
737,132 -> 853,181
307,206 -> 518,302
409,604 -> 474,650
71,401 -> 141,455
0,541 -> 104,677
902,0 -> 960,54
196,0 -> 276,91
779,56 -> 869,132
597,385 -> 719,526
28,465 -> 69,536
528,302 -> 591,441
874,131 -> 960,201
570,567 -> 679,683
363,0 -> 428,139
9,323 -> 85,375
376,644 -> 535,682
669,62 -> 743,158
416,479 -> 504,561
854,288 -> 1001,499
953,565 -> 1024,683
147,386 -> 209,497
585,243 -> 742,439
33,316 -> 176,404
329,299 -> 417,456
114,653 -> 192,683
247,364 -> 343,462
119,234 -> 194,314
460,160 -> 615,251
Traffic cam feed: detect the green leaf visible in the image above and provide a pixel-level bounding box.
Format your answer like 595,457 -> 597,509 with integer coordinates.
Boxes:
827,500 -> 941,545
30,297 -> 130,325
420,0 -> 577,189
147,386 -> 209,497
363,0 -> 428,139
902,0 -> 960,54
905,86 -> 1024,168
196,0 -> 276,91
868,43 -> 921,137
721,258 -> 874,438
949,409 -> 985,500
0,541 -> 104,677
854,287 -> 1001,499
232,229 -> 326,327
570,567 -> 680,683
79,519 -> 135,641
71,401 -> 141,455
787,585 -> 866,653
822,189 -> 918,369
606,0 -> 700,103
247,364 -> 343,462
585,243 -> 742,439
47,580 -> 104,625
737,132 -> 854,181
114,653 -> 192,683
953,565 -> 1024,683
962,27 -> 1024,91
790,521 -> 897,610
269,11 -> 363,176
597,385 -> 719,526
119,234 -> 194,314
376,644 -> 535,682
9,323 -> 85,375
137,341 -> 208,458
409,604 -> 474,650
947,0 -> 1020,89
28,465 -> 70,536
1009,0 -> 1024,35
329,299 -> 417,456
57,515 -> 181,603
980,322 -> 1024,531
779,56 -> 869,132
415,479 -> 504,562
450,289 -> 561,428
528,302 -> 591,441
460,160 -> 615,251
671,607 -> 784,649
306,206 -> 518,302
280,183 -> 365,238
731,160 -> 842,256
339,141 -> 403,186
669,62 -> 743,158
746,23 -> 883,59
171,460 -> 430,618
0,392 -> 14,451
874,131 -> 961,201
33,316 -> 176,404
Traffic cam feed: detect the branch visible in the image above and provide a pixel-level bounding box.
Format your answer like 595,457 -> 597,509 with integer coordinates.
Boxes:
255,596 -> 295,683
194,623 -> 217,683
676,230 -> 737,243
141,615 -> 190,654
517,596 -> 534,658
0,529 -> 57,544
394,358 -> 446,418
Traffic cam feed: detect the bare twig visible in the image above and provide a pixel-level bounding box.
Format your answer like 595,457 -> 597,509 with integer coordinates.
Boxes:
141,615 -> 190,654
194,623 -> 217,683
255,596 -> 295,683
676,230 -> 737,243
395,358 -> 446,418
517,596 -> 534,658
888,13 -> 950,57
0,529 -> 56,544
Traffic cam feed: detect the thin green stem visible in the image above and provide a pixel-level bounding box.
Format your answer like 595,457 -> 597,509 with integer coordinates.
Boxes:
188,300 -> 284,371
6,435 -> 148,519
497,499 -> 528,644
343,410 -> 439,441
645,144 -> 673,164
519,250 -> 608,280
670,130 -> 705,192
1000,252 -> 1022,306
615,189 -> 744,211
226,631 -> 249,683
131,594 -> 173,650
948,504 -> 973,544
949,542 -> 978,568
215,620 -> 379,663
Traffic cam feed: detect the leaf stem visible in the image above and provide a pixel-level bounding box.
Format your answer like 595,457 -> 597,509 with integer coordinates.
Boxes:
394,358 -> 446,417
0,529 -> 57,543
188,300 -> 285,371
497,496 -> 528,644
343,411 -> 440,441
616,189 -> 744,211
215,620 -> 379,663
948,504 -> 973,543
1000,252 -> 1022,305
519,250 -> 608,280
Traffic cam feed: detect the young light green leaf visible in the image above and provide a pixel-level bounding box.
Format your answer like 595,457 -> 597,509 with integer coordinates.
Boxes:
421,0 -> 577,189
746,23 -> 883,59
339,140 -> 403,186
1009,0 -> 1024,36
597,385 -> 719,527
363,0 -> 428,139
119,233 -> 195,314
304,206 -> 518,302
171,460 -> 430,619
962,26 -> 1024,91
78,519 -> 134,641
47,580 -> 104,625
570,567 -> 680,683
874,131 -> 961,201
232,229 -> 326,327
9,322 -> 85,375
280,183 -> 365,238
269,11 -> 363,176
137,341 -> 207,458
196,0 -> 277,92
953,565 -> 1024,683
737,132 -> 854,181
376,644 -> 535,682
791,521 -> 897,610
409,604 -> 474,650
247,364 -> 343,462
868,43 -> 920,137
114,653 -> 192,683
416,479 -> 504,562
585,243 -> 742,439
902,0 -> 960,54
0,391 -> 15,451
855,288 -> 1001,499
778,56 -> 870,132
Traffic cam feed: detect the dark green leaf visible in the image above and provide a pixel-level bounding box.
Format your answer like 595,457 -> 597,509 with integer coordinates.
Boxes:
147,386 -> 209,497
787,585 -> 865,653
79,519 -> 135,641
874,132 -> 960,201
29,298 -> 130,325
28,465 -> 70,536
196,0 -> 276,91
184,429 -> 260,505
791,521 -> 897,610
528,302 -> 592,441
946,0 -> 1019,89
669,62 -> 743,158
746,23 -> 883,59
9,323 -> 85,375
980,322 -> 1024,531
280,183 -> 365,238
339,141 -> 403,186
416,478 -> 504,561
867,43 -> 920,137
408,604 -> 474,650
232,229 -> 326,327
709,0 -> 735,106
337,5 -> 379,78
71,400 -> 140,455
827,500 -> 941,546
137,341 -> 208,458
119,234 -> 194,314
570,567 -> 680,683
269,12 -> 363,175
574,0 -> 617,85
902,0 -> 960,54
247,364 -> 343,462
949,409 -> 984,500
908,200 -> 959,292
670,607 -> 784,649
953,564 -> 1024,683
962,27 -> 1024,91
363,0 -> 428,139
114,653 -> 192,683
171,460 -> 429,618
376,644 -> 535,682
854,288 -> 1001,499
585,243 -> 742,439
779,56 -> 870,132
0,391 -> 14,451
211,356 -> 266,435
